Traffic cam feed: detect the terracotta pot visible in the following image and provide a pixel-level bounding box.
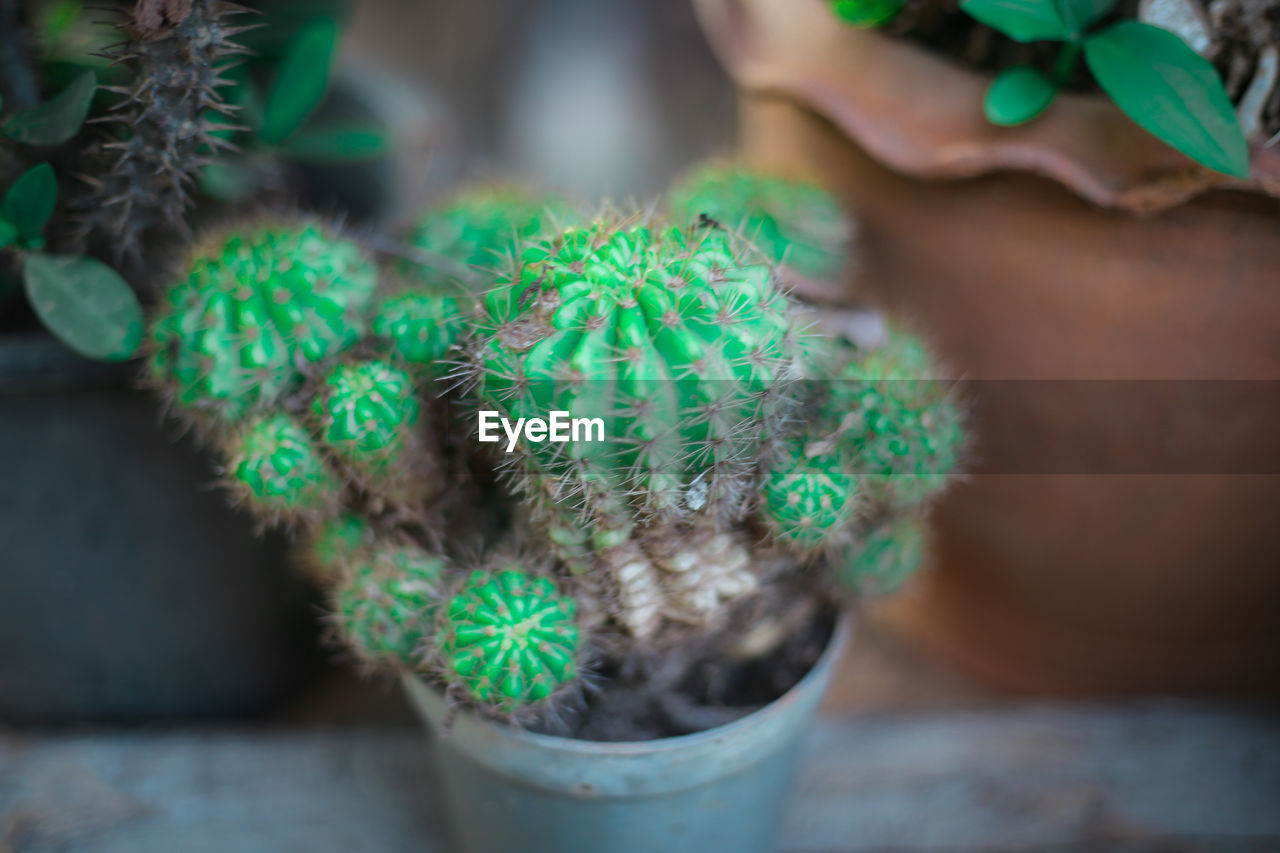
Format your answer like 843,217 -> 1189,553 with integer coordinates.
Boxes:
695,0 -> 1280,696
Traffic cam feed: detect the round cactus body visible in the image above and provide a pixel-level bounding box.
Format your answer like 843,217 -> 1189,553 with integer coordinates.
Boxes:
838,515 -> 925,594
306,512 -> 376,579
759,444 -> 860,550
149,222 -> 378,423
334,543 -> 446,665
476,219 -> 799,521
313,359 -> 421,471
440,569 -> 580,711
224,413 -> 339,520
830,328 -> 963,511
401,188 -> 574,288
373,291 -> 465,367
668,164 -> 853,284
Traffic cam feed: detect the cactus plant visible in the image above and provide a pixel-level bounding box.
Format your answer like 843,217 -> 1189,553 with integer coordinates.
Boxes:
303,512 -> 377,581
223,412 -> 340,523
837,514 -> 926,594
470,215 -> 805,637
828,327 -> 964,511
76,0 -> 249,257
668,163 -> 854,284
438,566 -> 581,712
149,222 -> 378,426
400,187 -> 575,289
759,443 -> 862,551
312,358 -> 422,471
333,542 -> 447,666
372,290 -> 466,369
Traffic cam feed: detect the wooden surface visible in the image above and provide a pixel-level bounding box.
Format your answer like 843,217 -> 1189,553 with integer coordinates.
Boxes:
2,703 -> 1278,852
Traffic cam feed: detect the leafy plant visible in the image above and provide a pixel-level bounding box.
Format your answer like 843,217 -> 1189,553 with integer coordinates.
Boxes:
828,0 -> 1251,177
199,17 -> 391,204
0,162 -> 143,360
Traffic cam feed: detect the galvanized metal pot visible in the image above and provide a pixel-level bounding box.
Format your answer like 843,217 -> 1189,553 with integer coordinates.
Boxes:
404,613 -> 849,853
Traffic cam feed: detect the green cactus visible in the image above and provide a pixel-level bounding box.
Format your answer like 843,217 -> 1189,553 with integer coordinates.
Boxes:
470,216 -> 810,636
668,164 -> 853,284
439,568 -> 581,712
372,290 -> 466,369
223,412 -> 340,521
759,443 -> 861,550
313,358 -> 422,472
305,512 -> 377,580
838,515 -> 926,594
477,217 -> 798,520
828,328 -> 963,511
334,542 -> 446,665
400,188 -> 576,290
149,222 -> 378,425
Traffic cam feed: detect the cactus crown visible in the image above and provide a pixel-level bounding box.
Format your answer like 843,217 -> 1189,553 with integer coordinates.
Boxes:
149,222 -> 378,424
334,543 -> 447,666
440,568 -> 581,712
475,217 -> 801,524
401,188 -> 575,289
225,412 -> 339,521
668,164 -> 854,284
313,359 -> 421,468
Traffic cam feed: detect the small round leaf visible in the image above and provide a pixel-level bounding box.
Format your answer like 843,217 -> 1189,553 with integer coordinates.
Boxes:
22,254 -> 144,361
830,0 -> 904,27
984,66 -> 1058,126
2,70 -> 96,146
259,18 -> 339,145
3,162 -> 58,245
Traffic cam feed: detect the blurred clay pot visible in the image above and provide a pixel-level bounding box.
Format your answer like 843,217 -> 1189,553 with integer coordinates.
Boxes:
695,0 -> 1280,696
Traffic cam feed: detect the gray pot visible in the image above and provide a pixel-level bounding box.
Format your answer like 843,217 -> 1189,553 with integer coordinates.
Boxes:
0,334 -> 320,722
404,613 -> 849,853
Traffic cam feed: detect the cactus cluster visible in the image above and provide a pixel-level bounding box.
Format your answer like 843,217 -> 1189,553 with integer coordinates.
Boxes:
147,166 -> 963,722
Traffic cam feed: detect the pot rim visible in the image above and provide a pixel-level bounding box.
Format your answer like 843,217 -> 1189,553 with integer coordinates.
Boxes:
693,0 -> 1280,213
406,607 -> 851,756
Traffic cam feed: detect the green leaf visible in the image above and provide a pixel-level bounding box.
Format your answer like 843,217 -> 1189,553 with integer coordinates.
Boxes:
3,163 -> 58,246
199,160 -> 258,203
22,253 -> 144,361
1085,21 -> 1250,178
2,69 -> 96,145
1055,0 -> 1118,36
960,0 -> 1069,42
277,123 -> 390,163
985,66 -> 1058,126
258,18 -> 339,145
830,0 -> 904,28
0,217 -> 17,250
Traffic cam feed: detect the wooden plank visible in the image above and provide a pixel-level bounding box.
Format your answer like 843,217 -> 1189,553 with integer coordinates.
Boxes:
2,703 -> 1277,852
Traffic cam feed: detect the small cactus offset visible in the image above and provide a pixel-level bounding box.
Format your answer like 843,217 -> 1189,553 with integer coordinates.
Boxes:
77,0 -> 249,257
372,290 -> 466,370
312,358 -> 422,472
836,515 -> 926,595
399,188 -> 576,290
828,327 -> 964,511
438,566 -> 581,713
333,542 -> 448,667
149,222 -> 379,427
668,163 -> 855,285
302,512 -> 378,582
759,442 -> 862,552
223,412 -> 341,524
